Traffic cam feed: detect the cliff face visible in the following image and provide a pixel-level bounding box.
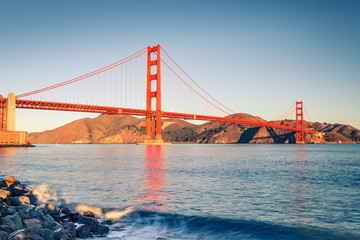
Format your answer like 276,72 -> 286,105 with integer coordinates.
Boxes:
28,114 -> 360,144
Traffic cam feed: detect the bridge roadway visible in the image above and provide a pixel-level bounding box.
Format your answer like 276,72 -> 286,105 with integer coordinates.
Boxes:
15,99 -> 317,135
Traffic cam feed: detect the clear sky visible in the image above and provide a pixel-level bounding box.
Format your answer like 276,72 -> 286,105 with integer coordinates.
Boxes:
1,0 -> 359,132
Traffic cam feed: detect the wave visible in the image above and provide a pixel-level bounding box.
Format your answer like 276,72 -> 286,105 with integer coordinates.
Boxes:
103,210 -> 359,240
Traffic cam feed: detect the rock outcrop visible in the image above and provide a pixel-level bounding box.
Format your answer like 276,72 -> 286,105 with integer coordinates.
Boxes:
0,176 -> 110,239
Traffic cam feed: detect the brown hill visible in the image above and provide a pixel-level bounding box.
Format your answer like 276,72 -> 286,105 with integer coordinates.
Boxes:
29,115 -> 196,144
28,114 -> 360,144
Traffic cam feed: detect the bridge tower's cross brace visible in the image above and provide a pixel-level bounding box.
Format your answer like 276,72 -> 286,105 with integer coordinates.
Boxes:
145,45 -> 164,144
295,101 -> 304,144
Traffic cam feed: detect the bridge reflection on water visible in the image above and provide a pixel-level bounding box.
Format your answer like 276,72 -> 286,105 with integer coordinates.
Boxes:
137,145 -> 170,211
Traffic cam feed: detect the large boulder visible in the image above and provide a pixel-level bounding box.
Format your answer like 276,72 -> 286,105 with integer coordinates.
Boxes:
69,212 -> 82,222
18,209 -> 31,222
9,185 -> 24,197
23,192 -> 38,205
43,215 -> 58,230
7,206 -> 17,215
0,224 -> 14,234
7,197 -> 21,206
41,229 -> 54,240
78,215 -> 98,226
60,207 -> 71,217
5,176 -> 19,188
0,190 -> 10,201
44,202 -> 60,222
24,218 -> 43,229
78,215 -> 109,236
31,208 -> 47,221
0,202 -> 8,217
0,180 -> 7,188
2,212 -> 24,231
92,224 -> 109,236
0,230 -> 8,240
8,229 -> 43,240
7,196 -> 32,206
18,203 -> 36,214
52,224 -> 66,240
76,225 -> 93,238
62,221 -> 76,240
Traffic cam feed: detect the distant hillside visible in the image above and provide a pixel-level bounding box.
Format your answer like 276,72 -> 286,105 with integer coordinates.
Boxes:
29,114 -> 360,144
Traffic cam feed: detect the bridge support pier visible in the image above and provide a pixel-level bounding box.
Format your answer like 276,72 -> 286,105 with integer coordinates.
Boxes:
0,93 -> 29,146
295,101 -> 305,144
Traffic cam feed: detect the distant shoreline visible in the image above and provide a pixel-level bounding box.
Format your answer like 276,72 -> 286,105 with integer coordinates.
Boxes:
0,143 -> 35,148
5,142 -> 358,147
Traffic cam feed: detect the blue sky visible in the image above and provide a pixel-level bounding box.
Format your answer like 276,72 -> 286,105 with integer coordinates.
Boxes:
1,0 -> 359,132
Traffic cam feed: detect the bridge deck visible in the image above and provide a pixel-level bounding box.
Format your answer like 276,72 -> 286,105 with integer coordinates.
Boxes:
15,99 -> 317,134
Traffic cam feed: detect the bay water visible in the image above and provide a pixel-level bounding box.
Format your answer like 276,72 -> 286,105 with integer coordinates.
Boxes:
0,144 -> 359,239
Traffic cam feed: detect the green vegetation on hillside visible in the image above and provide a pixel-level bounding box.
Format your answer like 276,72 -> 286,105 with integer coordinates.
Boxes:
162,127 -> 225,142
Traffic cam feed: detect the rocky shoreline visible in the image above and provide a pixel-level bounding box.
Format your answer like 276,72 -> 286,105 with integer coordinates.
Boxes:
0,176 -> 110,240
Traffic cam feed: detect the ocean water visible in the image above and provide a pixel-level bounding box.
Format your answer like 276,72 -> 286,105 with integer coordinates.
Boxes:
0,144 -> 359,239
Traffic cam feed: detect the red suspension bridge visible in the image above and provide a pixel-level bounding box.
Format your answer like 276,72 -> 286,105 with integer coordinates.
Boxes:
0,44 -> 318,145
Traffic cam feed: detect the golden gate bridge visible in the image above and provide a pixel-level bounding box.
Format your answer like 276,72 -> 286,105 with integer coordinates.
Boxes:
0,45 -> 317,145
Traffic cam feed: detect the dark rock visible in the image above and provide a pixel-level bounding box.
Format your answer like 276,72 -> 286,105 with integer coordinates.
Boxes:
76,225 -> 93,238
0,203 -> 8,217
59,214 -> 69,222
23,193 -> 37,205
18,210 -> 31,221
78,215 -> 99,226
77,215 -> 109,236
9,185 -> 24,197
62,221 -> 76,240
9,197 -> 30,207
9,229 -> 43,240
100,219 -> 112,225
0,230 -> 8,240
52,225 -> 66,240
2,212 -> 24,231
44,202 -> 60,222
69,212 -> 82,222
61,207 -> 71,217
31,208 -> 47,221
7,206 -> 17,215
92,224 -> 109,236
0,180 -> 6,188
0,190 -> 10,201
83,211 -> 95,218
7,197 -> 21,206
24,218 -> 43,229
43,214 -> 58,230
79,216 -> 100,232
41,228 -> 54,240
5,176 -> 19,188
17,203 -> 36,214
0,224 -> 14,234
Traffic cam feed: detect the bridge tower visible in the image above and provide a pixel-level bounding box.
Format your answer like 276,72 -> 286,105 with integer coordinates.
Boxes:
143,45 -> 165,145
295,101 -> 304,144
0,93 -> 16,131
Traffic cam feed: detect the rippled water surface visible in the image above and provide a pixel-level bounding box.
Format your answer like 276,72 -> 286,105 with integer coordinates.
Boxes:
0,144 -> 359,239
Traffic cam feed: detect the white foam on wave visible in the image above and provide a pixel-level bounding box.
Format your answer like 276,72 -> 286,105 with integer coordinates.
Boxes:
104,207 -> 134,221
32,183 -> 58,202
76,204 -> 103,217
98,213 -> 198,240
